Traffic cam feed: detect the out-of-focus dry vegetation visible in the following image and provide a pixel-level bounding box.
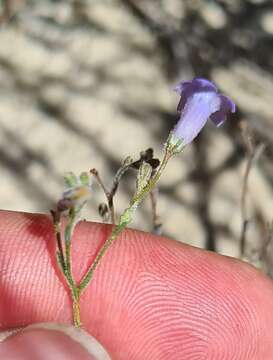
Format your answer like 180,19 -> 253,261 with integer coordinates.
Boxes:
0,0 -> 272,274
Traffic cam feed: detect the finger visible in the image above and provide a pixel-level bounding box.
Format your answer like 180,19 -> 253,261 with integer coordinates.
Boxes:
0,323 -> 109,359
0,210 -> 273,359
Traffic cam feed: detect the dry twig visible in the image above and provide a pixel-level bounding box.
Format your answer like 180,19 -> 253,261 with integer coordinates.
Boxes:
239,121 -> 265,257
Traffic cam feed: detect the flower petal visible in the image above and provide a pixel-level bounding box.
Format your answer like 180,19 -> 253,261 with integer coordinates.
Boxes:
173,81 -> 192,95
210,95 -> 236,127
193,78 -> 217,92
173,92 -> 221,145
172,78 -> 236,146
174,81 -> 192,112
174,78 -> 217,113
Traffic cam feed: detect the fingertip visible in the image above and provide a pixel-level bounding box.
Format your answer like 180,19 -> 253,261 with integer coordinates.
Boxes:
0,323 -> 111,360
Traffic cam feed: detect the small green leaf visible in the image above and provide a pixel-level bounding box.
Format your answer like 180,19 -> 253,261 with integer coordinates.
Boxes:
80,172 -> 90,186
122,156 -> 133,167
136,162 -> 152,194
64,172 -> 78,188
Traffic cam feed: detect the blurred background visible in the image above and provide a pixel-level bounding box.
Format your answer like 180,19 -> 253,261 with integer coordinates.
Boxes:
0,0 -> 272,273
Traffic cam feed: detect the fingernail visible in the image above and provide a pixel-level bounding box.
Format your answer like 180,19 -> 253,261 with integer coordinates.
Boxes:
0,323 -> 111,360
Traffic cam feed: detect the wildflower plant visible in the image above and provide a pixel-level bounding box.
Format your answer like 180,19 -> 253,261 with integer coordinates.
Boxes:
51,78 -> 235,327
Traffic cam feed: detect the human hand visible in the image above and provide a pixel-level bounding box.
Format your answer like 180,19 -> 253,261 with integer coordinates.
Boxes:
0,211 -> 272,359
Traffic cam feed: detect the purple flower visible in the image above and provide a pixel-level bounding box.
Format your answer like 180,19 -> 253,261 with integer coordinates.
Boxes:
172,78 -> 235,146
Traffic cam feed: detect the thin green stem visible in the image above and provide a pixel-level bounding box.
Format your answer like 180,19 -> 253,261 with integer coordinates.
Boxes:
108,197 -> 115,225
63,207 -> 84,326
91,160 -> 132,225
51,211 -> 66,273
64,209 -> 77,287
79,148 -> 173,292
72,287 -> 81,327
56,235 -> 66,272
79,223 -> 127,291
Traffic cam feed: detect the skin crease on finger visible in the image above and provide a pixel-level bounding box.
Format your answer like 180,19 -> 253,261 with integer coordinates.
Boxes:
0,211 -> 273,360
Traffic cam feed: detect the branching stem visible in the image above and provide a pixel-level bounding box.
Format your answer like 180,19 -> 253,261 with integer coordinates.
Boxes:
79,148 -> 173,292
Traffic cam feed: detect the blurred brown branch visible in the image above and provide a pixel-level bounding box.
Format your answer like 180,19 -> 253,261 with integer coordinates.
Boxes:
239,120 -> 265,258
